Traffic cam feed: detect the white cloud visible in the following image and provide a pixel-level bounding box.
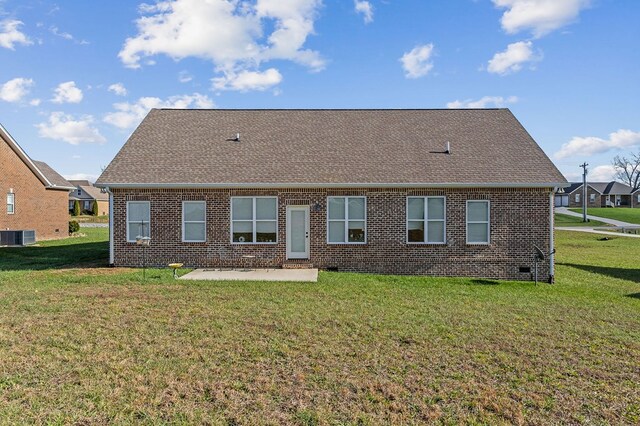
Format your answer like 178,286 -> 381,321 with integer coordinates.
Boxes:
50,26 -> 89,44
493,0 -> 590,38
64,172 -> 98,182
178,70 -> 193,83
118,0 -> 323,91
52,81 -> 83,104
400,43 -> 435,79
563,164 -> 616,182
212,68 -> 282,92
0,77 -> 34,102
354,0 -> 373,24
554,129 -> 640,159
36,112 -> 106,145
108,83 -> 128,96
487,41 -> 540,75
29,98 -> 41,106
0,20 -> 31,49
104,92 -> 215,129
446,96 -> 518,109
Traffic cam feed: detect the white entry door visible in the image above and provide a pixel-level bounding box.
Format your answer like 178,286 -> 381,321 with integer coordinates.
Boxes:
286,206 -> 310,259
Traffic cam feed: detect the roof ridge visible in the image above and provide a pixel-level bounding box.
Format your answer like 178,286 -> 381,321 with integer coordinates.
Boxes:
153,108 -> 510,111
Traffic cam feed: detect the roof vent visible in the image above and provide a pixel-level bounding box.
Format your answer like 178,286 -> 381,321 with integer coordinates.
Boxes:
445,141 -> 451,154
226,133 -> 241,142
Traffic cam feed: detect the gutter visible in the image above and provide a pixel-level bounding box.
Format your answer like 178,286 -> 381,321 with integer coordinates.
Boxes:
96,181 -> 570,190
549,189 -> 555,283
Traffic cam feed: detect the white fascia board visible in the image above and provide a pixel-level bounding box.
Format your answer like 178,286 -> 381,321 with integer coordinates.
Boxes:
96,182 -> 569,190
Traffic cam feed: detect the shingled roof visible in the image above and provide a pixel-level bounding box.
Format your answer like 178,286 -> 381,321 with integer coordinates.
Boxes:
96,109 -> 567,188
32,161 -> 74,190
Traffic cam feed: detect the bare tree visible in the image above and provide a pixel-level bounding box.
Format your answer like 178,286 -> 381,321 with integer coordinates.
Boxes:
612,151 -> 640,192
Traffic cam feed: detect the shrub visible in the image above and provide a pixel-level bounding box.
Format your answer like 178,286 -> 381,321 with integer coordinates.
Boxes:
69,220 -> 80,234
72,200 -> 81,217
91,201 -> 98,216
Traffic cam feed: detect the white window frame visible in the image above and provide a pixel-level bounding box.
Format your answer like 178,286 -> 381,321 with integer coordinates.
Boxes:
327,196 -> 367,244
466,200 -> 490,245
637,193 -> 640,203
406,196 -> 446,244
7,193 -> 15,214
230,196 -> 278,244
589,193 -> 596,203
126,201 -> 151,243
575,193 -> 580,203
182,201 -> 207,243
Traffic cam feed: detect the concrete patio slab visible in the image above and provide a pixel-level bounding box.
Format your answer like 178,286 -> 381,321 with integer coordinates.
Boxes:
179,268 -> 318,282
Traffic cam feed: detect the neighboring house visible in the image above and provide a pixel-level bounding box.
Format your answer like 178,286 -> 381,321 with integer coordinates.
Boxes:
96,109 -> 567,281
68,180 -> 109,215
556,181 -> 634,208
0,124 -> 74,241
632,188 -> 640,208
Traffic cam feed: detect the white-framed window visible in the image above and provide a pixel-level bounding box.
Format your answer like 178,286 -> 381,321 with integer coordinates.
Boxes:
327,196 -> 366,244
231,197 -> 277,244
7,193 -> 15,214
126,201 -> 150,242
407,196 -> 446,244
182,201 -> 206,242
637,194 -> 640,203
83,200 -> 91,210
575,193 -> 580,203
466,200 -> 490,245
589,193 -> 596,203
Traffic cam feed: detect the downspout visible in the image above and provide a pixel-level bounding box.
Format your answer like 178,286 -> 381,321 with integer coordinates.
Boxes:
549,189 -> 555,283
106,186 -> 114,266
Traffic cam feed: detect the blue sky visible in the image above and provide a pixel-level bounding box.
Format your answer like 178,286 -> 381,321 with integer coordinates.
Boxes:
0,0 -> 638,183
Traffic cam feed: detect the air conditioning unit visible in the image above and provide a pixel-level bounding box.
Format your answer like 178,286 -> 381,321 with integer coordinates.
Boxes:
0,230 -> 36,246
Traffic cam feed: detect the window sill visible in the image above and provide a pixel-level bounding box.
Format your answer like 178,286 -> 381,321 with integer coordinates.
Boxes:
231,242 -> 278,245
407,242 -> 446,246
327,242 -> 367,245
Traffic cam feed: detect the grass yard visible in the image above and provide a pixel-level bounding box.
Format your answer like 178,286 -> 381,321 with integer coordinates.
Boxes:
0,229 -> 638,424
569,207 -> 640,225
554,213 -> 608,227
71,214 -> 110,223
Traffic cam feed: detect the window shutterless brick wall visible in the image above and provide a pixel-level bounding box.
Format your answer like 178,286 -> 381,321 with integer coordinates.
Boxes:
0,139 -> 68,240
111,187 -> 553,281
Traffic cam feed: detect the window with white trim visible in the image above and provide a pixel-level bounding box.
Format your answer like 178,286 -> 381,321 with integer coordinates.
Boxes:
231,197 -> 277,243
327,196 -> 366,243
575,193 -> 580,203
589,193 -> 596,203
466,200 -> 490,244
83,200 -> 91,211
637,194 -> 640,203
7,193 -> 15,214
407,196 -> 446,243
126,201 -> 150,242
182,201 -> 206,242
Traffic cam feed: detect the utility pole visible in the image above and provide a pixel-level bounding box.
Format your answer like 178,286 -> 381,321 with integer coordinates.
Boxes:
580,162 -> 588,222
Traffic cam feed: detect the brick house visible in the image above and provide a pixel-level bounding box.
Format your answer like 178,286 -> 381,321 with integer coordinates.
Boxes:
633,188 -> 640,208
1,124 -> 74,241
556,181 -> 634,208
96,109 -> 567,281
68,180 -> 109,215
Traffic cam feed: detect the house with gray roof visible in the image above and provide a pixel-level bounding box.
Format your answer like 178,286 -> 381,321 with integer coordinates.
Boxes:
1,123 -> 74,241
68,180 -> 109,215
556,181 -> 635,208
96,109 -> 567,281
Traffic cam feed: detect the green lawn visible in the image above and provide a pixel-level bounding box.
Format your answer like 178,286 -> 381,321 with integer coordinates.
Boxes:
554,213 -> 608,227
0,229 -> 638,424
71,214 -> 110,223
568,207 -> 640,225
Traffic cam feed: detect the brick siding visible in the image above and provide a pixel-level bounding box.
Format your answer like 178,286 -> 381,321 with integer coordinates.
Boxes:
566,187 -> 601,208
0,140 -> 69,240
111,187 -> 553,281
